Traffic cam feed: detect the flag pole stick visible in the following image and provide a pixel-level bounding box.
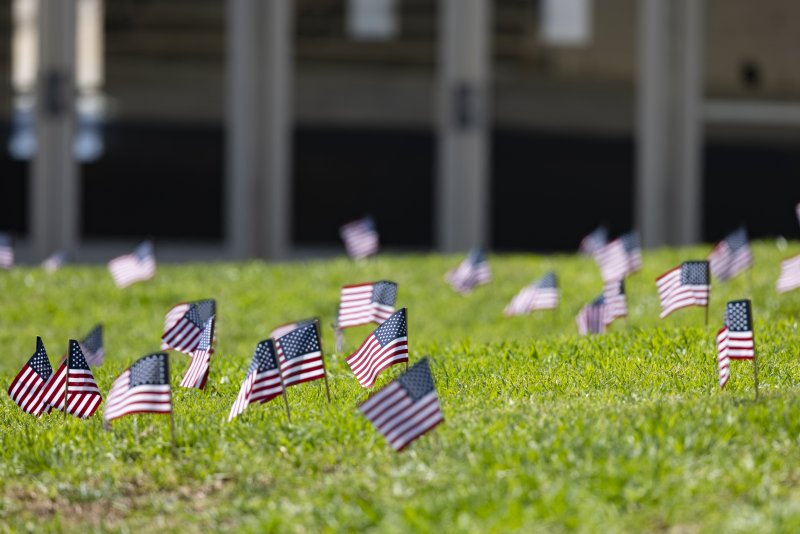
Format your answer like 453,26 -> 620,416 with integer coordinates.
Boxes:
170,410 -> 177,455
278,371 -> 292,423
753,346 -> 759,401
64,359 -> 69,419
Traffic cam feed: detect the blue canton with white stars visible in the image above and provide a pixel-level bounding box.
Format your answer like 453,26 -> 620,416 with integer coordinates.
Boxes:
374,308 -> 407,347
621,231 -> 640,253
398,358 -> 435,401
183,306 -> 204,328
537,272 -> 557,289
725,228 -> 749,252
194,299 -> 216,323
130,353 -> 169,387
68,340 -> 91,370
29,337 -> 53,379
468,248 -> 487,265
197,318 -> 215,350
251,340 -> 279,373
372,281 -> 398,306
725,300 -> 752,332
277,324 -> 320,360
81,324 -> 103,354
681,261 -> 709,285
134,241 -> 153,261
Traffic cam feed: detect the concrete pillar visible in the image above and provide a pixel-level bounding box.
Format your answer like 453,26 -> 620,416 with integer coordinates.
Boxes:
636,0 -> 704,247
436,0 -> 491,252
32,0 -> 78,260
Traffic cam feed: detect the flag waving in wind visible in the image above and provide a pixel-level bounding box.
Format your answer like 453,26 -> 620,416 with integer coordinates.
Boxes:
347,308 -> 408,388
337,281 -> 398,329
228,339 -> 284,422
708,227 -> 753,281
656,261 -> 710,319
504,272 -> 559,316
777,255 -> 800,294
39,340 -> 102,419
7,337 -> 53,416
162,299 -> 216,355
579,226 -> 608,255
340,216 -> 379,259
180,316 -> 215,390
446,248 -> 491,294
275,323 -> 326,388
593,231 -> 642,283
104,353 -> 171,423
108,240 -> 156,288
716,299 -> 755,389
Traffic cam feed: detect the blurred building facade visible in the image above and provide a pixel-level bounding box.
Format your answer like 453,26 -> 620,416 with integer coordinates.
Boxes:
1,0 -> 799,261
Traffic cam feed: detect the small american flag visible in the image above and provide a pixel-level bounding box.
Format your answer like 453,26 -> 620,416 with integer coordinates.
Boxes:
776,254 -> 800,294
708,227 -> 753,281
446,248 -> 491,294
162,299 -> 215,354
340,216 -> 379,259
359,357 -> 443,452
79,324 -> 104,367
0,232 -> 14,270
576,295 -> 606,335
337,281 -> 398,329
42,250 -> 68,272
593,231 -> 642,283
579,226 -> 608,255
716,299 -> 755,389
504,272 -> 559,316
656,261 -> 710,319
602,279 -> 628,326
275,323 -> 325,388
347,308 -> 408,388
39,340 -> 102,419
271,318 -> 318,340
180,316 -> 215,390
7,337 -> 53,416
108,241 -> 156,288
228,339 -> 284,422
104,353 -> 171,423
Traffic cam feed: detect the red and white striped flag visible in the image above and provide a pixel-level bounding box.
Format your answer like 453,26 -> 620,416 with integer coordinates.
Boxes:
42,250 -> 67,272
656,261 -> 710,319
39,340 -> 102,419
579,226 -> 608,255
161,299 -> 215,354
0,232 -> 14,270
347,308 -> 408,388
108,241 -> 156,288
602,279 -> 628,326
716,300 -> 755,389
228,339 -> 284,422
708,227 -> 753,281
180,316 -> 215,390
275,323 -> 325,388
593,231 -> 642,283
337,281 -> 397,329
7,337 -> 53,416
504,272 -> 559,316
446,248 -> 491,294
359,357 -> 443,452
777,254 -> 800,294
104,353 -> 171,423
340,216 -> 379,259
576,295 -> 606,335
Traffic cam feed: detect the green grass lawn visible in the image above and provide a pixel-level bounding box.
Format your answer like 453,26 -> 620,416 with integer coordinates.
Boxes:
1,242 -> 800,532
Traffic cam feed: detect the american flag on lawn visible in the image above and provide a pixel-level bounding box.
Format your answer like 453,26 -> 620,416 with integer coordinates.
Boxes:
593,231 -> 642,283
579,226 -> 608,255
446,248 -> 491,294
656,261 -> 710,319
716,299 -> 755,389
42,250 -> 68,272
108,240 -> 156,288
359,357 -> 443,452
0,232 -> 13,270
104,353 -> 171,423
180,316 -> 215,390
39,340 -> 102,419
347,308 -> 408,388
504,272 -> 559,316
161,299 -> 216,354
340,216 -> 379,259
275,323 -> 326,388
776,254 -> 800,294
271,318 -> 318,340
337,281 -> 397,329
602,279 -> 628,326
7,337 -> 53,416
576,295 -> 606,335
708,227 -> 753,281
228,339 -> 284,422
79,324 -> 104,367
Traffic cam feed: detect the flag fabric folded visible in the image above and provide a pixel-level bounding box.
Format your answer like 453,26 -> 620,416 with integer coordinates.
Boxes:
39,340 -> 102,419
7,337 -> 53,416
446,248 -> 491,294
504,272 -> 559,316
271,318 -> 318,341
340,216 -> 379,259
716,299 -> 755,389
0,232 -> 14,270
347,308 -> 408,388
108,240 -> 156,288
579,226 -> 608,255
228,339 -> 284,422
656,261 -> 710,319
576,295 -> 606,335
180,316 -> 215,390
337,281 -> 398,329
104,353 -> 171,423
161,299 -> 216,354
359,357 -> 443,452
42,250 -> 68,272
708,227 -> 753,281
776,254 -> 800,294
593,231 -> 642,283
275,323 -> 326,388
79,324 -> 104,367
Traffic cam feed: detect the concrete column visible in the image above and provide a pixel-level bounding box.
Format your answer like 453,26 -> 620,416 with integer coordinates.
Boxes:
32,0 -> 78,260
636,0 -> 704,247
436,0 -> 491,252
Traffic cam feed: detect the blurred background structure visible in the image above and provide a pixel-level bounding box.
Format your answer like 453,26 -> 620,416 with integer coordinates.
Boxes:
1,0 -> 800,262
